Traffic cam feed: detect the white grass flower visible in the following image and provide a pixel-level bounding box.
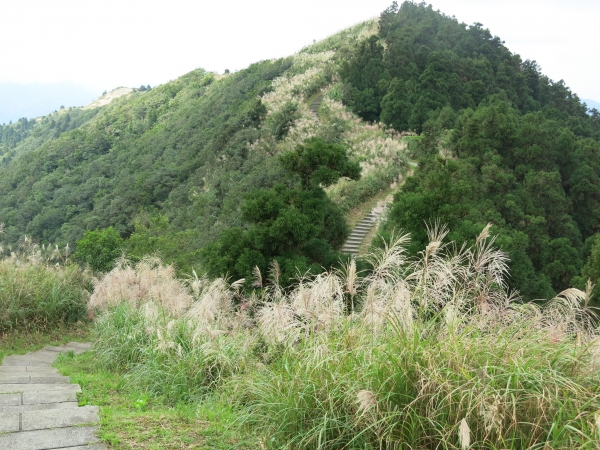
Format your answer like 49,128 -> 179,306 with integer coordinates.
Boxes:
356,389 -> 377,415
458,418 -> 471,449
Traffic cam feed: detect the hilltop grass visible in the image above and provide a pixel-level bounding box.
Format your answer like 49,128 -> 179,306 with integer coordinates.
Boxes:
70,225 -> 600,449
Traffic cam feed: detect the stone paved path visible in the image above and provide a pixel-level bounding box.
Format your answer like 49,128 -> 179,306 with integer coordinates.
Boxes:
341,200 -> 391,255
309,94 -> 323,120
0,342 -> 106,449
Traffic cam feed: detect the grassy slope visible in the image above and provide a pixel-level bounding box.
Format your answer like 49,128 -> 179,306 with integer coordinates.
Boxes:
52,231 -> 600,449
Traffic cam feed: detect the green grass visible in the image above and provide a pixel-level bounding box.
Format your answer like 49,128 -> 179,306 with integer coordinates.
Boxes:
54,351 -> 260,449
0,321 -> 91,363
4,229 -> 596,449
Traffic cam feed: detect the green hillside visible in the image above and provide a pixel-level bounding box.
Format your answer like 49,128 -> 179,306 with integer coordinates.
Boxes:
1,1 -> 600,299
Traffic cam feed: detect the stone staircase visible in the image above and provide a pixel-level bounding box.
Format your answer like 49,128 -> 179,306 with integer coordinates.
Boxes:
341,197 -> 393,255
0,342 -> 105,449
341,211 -> 378,255
309,94 -> 323,119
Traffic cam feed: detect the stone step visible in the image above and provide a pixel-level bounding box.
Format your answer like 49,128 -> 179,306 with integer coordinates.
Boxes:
0,383 -> 80,394
354,221 -> 375,228
0,401 -> 79,414
0,342 -> 100,448
0,365 -> 60,373
346,236 -> 364,242
0,426 -> 103,450
55,445 -> 107,450
349,229 -> 371,236
22,406 -> 100,431
0,374 -> 70,384
348,230 -> 371,236
1,359 -> 54,367
23,390 -> 80,405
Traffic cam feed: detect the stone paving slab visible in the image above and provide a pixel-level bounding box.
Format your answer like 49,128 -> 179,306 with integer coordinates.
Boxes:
0,374 -> 70,384
0,392 -> 22,406
1,359 -> 54,366
65,342 -> 93,349
0,426 -> 102,449
4,354 -> 58,364
55,445 -> 107,450
0,401 -> 79,414
0,383 -> 81,393
0,411 -> 21,432
23,390 -> 80,404
0,342 -> 103,448
21,406 -> 100,431
43,346 -> 72,352
0,365 -> 61,373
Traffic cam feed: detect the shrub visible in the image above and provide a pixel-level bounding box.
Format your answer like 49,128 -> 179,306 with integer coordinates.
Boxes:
0,251 -> 90,333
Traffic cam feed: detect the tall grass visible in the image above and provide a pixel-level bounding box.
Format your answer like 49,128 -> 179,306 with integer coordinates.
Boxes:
88,226 -> 600,448
0,237 -> 91,333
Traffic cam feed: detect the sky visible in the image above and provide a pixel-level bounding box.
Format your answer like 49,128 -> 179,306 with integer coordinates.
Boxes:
1,0 -> 599,102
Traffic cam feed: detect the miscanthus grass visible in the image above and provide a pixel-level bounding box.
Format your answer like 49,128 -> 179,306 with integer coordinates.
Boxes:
88,226 -> 600,448
0,235 -> 90,333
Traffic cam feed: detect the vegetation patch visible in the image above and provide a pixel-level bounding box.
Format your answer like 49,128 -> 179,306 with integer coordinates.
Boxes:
0,238 -> 91,334
79,224 -> 600,448
55,351 -> 258,449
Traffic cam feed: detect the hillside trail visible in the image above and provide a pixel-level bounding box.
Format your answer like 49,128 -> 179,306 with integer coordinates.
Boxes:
0,343 -> 105,449
341,199 -> 390,255
307,93 -> 418,255
309,94 -> 324,120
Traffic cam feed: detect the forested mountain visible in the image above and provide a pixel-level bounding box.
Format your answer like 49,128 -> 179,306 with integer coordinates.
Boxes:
1,1 -> 600,300
0,108 -> 100,164
336,1 -> 600,300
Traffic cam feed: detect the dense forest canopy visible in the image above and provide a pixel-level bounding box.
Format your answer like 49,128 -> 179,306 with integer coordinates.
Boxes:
336,1 -> 600,300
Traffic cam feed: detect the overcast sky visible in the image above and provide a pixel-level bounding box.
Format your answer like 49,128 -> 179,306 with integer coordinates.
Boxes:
2,0 -> 598,101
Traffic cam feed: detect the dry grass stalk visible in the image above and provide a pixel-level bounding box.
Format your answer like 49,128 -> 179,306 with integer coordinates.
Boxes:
88,257 -> 192,317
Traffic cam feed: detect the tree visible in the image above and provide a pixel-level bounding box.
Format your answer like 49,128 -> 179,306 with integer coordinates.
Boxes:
279,137 -> 361,189
202,138 -> 360,285
74,227 -> 124,272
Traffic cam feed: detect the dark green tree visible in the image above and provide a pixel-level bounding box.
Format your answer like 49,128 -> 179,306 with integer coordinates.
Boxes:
279,137 -> 361,189
202,138 -> 360,285
74,227 -> 124,272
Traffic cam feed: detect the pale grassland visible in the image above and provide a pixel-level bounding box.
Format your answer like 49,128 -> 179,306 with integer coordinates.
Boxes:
87,225 -> 600,448
300,18 -> 379,54
254,26 -> 410,214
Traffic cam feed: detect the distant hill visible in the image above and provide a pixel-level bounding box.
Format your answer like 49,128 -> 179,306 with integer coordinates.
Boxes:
0,82 -> 100,124
583,98 -> 600,112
